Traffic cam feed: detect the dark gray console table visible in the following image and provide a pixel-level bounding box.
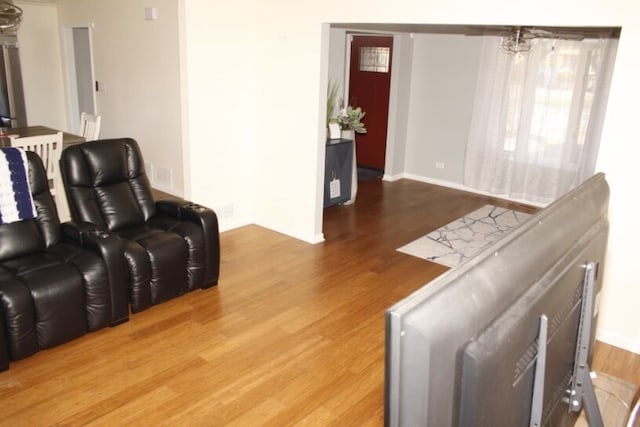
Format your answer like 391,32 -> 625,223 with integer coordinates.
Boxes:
324,138 -> 354,207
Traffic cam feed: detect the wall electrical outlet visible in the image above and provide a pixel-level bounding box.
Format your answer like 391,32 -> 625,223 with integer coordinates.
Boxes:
435,162 -> 445,169
144,7 -> 159,21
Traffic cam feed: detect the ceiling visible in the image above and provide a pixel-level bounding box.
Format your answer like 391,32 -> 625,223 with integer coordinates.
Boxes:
330,23 -> 620,39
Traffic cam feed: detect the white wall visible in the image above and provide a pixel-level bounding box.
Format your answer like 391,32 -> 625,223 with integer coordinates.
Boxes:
182,1 -> 329,241
180,0 -> 258,233
250,5 -> 327,242
54,0 -> 185,197
328,28 -> 347,119
404,34 -> 482,183
591,24 -> 640,353
384,33 -> 413,178
180,1 -> 640,353
15,1 -> 67,130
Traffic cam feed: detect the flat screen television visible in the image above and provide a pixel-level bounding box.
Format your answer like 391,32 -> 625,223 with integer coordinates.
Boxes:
385,173 -> 609,427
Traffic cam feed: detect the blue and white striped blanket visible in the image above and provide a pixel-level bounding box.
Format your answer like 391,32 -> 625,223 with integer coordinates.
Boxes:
0,147 -> 36,224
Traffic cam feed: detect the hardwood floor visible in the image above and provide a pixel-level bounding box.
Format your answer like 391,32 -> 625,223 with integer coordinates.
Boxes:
0,179 -> 637,425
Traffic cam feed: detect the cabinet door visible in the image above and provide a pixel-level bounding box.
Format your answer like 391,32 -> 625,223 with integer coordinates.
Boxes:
324,141 -> 353,207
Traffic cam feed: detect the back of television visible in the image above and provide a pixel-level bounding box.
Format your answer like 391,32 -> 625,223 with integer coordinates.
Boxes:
385,172 -> 611,427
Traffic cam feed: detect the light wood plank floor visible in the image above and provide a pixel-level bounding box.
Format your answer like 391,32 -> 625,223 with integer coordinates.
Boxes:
0,179 -> 637,425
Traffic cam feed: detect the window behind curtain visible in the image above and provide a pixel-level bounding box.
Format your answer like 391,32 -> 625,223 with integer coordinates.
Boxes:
464,36 -> 618,204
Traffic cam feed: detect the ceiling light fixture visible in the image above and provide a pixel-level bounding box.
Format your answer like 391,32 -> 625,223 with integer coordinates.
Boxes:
0,1 -> 23,32
500,27 -> 536,54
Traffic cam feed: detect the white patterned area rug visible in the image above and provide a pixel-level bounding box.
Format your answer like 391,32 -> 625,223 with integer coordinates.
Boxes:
397,205 -> 532,268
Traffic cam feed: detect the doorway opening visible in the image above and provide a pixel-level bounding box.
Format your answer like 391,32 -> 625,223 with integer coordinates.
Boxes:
346,34 -> 393,180
61,24 -> 97,134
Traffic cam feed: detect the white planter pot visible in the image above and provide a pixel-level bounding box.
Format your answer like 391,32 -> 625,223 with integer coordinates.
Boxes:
341,129 -> 355,140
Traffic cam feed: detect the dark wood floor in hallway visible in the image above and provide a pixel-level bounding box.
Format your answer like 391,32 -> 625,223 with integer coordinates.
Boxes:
0,178 -> 636,425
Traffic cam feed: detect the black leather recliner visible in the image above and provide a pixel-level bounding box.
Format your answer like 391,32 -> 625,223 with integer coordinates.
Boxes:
60,138 -> 220,313
0,151 -> 129,371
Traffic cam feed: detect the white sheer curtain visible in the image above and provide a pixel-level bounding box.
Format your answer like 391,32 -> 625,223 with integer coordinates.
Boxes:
463,36 -> 618,204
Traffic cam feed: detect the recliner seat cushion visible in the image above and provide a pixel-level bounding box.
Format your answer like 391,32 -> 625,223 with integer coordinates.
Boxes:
116,225 -> 188,311
147,214 -> 206,291
49,242 -> 115,331
23,264 -> 87,350
0,256 -> 88,359
0,269 -> 39,359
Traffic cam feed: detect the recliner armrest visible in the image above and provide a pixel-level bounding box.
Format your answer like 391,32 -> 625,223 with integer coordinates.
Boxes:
0,268 -> 39,367
155,200 -> 220,285
0,313 -> 8,372
60,222 -> 129,326
0,269 -> 12,372
180,202 -> 215,224
155,199 -> 183,217
60,221 -> 102,245
156,200 -> 216,222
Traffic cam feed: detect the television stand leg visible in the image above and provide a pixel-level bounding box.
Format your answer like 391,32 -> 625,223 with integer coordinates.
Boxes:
580,367 -> 604,427
529,315 -> 548,427
569,262 -> 604,427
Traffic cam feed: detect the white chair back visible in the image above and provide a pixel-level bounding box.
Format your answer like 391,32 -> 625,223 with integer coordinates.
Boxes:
9,132 -> 70,222
79,112 -> 102,141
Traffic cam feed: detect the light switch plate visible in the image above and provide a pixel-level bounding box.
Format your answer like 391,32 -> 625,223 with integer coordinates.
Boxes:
144,7 -> 158,21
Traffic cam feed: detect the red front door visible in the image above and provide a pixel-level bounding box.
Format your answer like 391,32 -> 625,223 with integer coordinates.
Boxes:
347,35 -> 393,171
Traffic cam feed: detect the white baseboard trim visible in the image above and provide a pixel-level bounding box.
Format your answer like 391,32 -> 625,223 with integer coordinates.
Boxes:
217,213 -> 324,244
391,173 -> 547,208
382,173 -> 404,182
596,329 -> 640,355
218,217 -> 253,233
253,219 -> 325,244
150,181 -> 184,199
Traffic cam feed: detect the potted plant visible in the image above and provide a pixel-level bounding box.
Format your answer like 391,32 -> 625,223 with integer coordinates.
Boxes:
337,105 -> 367,137
327,79 -> 340,126
327,80 -> 343,139
326,78 -> 367,140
